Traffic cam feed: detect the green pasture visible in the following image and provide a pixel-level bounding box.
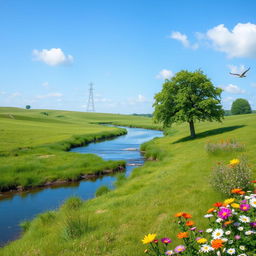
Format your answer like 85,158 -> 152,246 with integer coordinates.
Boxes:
0,108 -> 255,255
0,107 -> 160,191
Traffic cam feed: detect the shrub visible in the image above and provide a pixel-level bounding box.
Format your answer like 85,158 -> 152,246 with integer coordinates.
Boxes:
62,213 -> 89,240
95,185 -> 111,197
142,184 -> 256,255
231,98 -> 252,115
205,139 -> 245,153
62,196 -> 83,211
211,157 -> 251,195
20,220 -> 31,232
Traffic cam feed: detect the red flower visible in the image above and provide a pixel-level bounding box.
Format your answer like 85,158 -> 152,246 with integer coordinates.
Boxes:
213,202 -> 223,207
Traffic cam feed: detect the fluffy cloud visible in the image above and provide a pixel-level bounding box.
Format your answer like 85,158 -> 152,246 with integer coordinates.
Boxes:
223,84 -> 245,94
32,48 -> 74,66
206,23 -> 256,58
170,31 -> 198,49
36,92 -> 63,99
128,94 -> 149,105
156,69 -> 174,80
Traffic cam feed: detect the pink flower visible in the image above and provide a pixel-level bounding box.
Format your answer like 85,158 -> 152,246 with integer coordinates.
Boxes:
217,207 -> 232,219
174,245 -> 186,253
240,204 -> 250,211
161,238 -> 172,244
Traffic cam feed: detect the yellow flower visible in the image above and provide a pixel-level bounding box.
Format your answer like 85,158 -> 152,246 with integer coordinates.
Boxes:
197,238 -> 207,244
229,159 -> 240,166
231,203 -> 240,208
223,198 -> 235,206
141,234 -> 157,244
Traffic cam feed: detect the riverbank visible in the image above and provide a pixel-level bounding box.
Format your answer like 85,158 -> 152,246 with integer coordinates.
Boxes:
0,107 -> 159,193
1,113 -> 255,256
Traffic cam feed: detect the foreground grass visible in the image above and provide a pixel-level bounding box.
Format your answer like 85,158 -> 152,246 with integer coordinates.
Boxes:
1,112 -> 255,255
0,107 -> 160,191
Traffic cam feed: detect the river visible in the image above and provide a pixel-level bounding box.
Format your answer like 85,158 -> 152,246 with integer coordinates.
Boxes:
0,126 -> 162,246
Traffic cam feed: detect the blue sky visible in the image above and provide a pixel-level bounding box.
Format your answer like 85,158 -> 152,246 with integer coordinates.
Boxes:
1,0 -> 256,114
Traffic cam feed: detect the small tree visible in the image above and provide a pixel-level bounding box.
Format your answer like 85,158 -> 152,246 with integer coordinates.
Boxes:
25,105 -> 31,109
153,70 -> 224,138
231,98 -> 252,115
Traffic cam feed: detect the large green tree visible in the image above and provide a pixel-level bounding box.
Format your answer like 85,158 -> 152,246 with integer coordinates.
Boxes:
231,98 -> 252,115
153,70 -> 224,138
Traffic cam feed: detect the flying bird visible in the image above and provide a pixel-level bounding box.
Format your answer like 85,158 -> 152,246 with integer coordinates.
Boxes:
229,67 -> 250,78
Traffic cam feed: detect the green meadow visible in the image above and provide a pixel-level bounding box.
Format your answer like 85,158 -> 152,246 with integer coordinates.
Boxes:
0,108 -> 255,255
0,107 -> 160,191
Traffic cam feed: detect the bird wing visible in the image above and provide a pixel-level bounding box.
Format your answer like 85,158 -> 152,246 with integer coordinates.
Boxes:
241,67 -> 250,76
229,72 -> 240,76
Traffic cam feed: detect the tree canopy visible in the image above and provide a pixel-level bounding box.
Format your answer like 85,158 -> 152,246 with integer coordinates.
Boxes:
25,105 -> 31,109
231,98 -> 252,115
153,70 -> 224,137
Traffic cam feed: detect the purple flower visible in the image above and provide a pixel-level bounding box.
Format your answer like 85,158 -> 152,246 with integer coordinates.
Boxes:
190,227 -> 196,231
174,245 -> 186,253
240,204 -> 250,211
196,237 -> 202,241
241,200 -> 247,203
165,250 -> 174,255
234,235 -> 241,240
218,207 -> 232,219
198,230 -> 204,233
233,222 -> 240,227
161,237 -> 172,244
250,222 -> 256,228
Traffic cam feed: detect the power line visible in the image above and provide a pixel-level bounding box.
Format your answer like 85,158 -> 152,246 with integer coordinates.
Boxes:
87,82 -> 95,112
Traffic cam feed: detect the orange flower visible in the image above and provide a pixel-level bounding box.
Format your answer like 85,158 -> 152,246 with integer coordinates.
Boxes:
251,180 -> 256,183
211,239 -> 224,249
177,232 -> 188,239
239,191 -> 245,195
207,208 -> 215,213
231,188 -> 242,194
185,220 -> 195,226
224,220 -> 233,226
175,212 -> 184,217
182,213 -> 192,219
213,202 -> 222,207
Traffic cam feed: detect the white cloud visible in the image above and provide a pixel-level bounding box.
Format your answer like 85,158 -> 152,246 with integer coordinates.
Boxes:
223,84 -> 245,94
32,48 -> 74,66
36,92 -> 63,99
170,31 -> 198,49
42,82 -> 49,88
227,64 -> 246,74
206,23 -> 256,58
128,94 -> 150,105
156,69 -> 174,80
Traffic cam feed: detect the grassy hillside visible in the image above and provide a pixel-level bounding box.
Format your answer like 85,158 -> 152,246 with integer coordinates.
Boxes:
1,111 -> 255,255
0,107 -> 160,191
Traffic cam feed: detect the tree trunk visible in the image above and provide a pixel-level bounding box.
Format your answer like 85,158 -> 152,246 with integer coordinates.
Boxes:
189,120 -> 196,138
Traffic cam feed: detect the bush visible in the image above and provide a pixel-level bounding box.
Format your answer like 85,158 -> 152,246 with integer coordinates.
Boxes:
62,197 -> 83,211
62,213 -> 89,240
211,157 -> 251,195
20,220 -> 31,232
95,185 -> 111,197
231,98 -> 252,115
205,139 -> 245,153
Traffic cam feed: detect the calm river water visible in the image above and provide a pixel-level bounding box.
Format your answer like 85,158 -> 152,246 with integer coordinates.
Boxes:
0,127 -> 162,246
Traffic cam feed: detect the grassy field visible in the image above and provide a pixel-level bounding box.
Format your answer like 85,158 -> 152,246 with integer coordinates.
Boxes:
0,107 -> 160,191
0,109 -> 255,256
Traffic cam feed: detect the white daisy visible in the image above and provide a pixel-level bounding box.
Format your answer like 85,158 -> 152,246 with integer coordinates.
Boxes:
200,244 -> 213,253
228,240 -> 233,244
222,238 -> 228,242
212,229 -> 224,239
206,228 -> 213,233
227,248 -> 236,255
204,214 -> 213,218
238,254 -> 247,256
238,226 -> 244,231
216,218 -> 223,223
249,198 -> 256,208
245,230 -> 253,235
239,215 -> 250,223
225,231 -> 231,235
239,245 -> 245,250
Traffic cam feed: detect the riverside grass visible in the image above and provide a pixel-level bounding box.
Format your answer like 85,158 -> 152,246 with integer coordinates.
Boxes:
1,110 -> 256,255
0,107 -> 161,191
